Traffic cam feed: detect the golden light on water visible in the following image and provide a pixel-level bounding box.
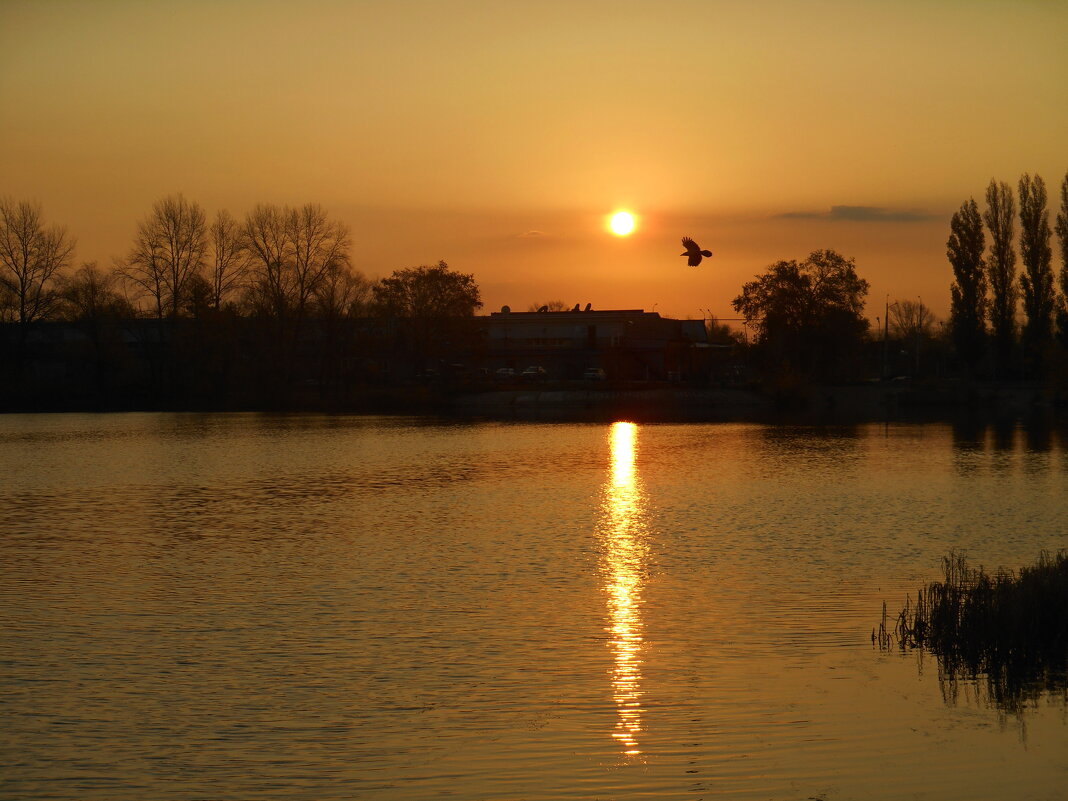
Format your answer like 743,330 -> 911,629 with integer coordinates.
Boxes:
599,421 -> 648,756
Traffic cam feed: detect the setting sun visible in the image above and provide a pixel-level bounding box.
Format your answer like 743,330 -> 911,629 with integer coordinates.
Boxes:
609,211 -> 636,236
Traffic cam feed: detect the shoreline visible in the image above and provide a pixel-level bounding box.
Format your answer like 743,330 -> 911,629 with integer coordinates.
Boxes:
2,381 -> 1065,424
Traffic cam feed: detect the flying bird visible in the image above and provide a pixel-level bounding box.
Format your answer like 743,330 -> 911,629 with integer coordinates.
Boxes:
680,237 -> 713,267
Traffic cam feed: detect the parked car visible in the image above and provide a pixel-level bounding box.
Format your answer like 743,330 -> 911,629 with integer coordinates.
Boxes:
520,365 -> 547,380
582,367 -> 607,381
495,367 -> 517,380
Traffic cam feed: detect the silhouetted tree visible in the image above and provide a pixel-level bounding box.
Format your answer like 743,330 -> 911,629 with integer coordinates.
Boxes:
0,281 -> 14,323
1019,174 -> 1054,370
984,179 -> 1017,374
57,263 -> 138,400
374,260 -> 482,319
58,262 -> 135,322
208,209 -> 249,311
243,203 -> 349,323
705,316 -> 741,345
947,198 -> 987,371
1054,172 -> 1068,347
242,203 -> 351,399
0,198 -> 74,328
527,300 -> 569,312
732,249 -> 869,382
889,298 -> 936,342
119,194 -> 207,319
888,298 -> 938,378
373,260 -> 482,369
313,262 -> 373,395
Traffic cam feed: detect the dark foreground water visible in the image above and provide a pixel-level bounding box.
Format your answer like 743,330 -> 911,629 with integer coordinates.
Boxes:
2,413 -> 1067,800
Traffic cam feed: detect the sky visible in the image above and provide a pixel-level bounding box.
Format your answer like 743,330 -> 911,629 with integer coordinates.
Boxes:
1,0 -> 1065,325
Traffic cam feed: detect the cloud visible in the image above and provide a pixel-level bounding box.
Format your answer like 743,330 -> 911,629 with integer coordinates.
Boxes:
515,229 -> 547,238
778,205 -> 937,223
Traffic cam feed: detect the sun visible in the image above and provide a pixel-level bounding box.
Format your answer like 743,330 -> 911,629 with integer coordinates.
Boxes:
609,211 -> 636,236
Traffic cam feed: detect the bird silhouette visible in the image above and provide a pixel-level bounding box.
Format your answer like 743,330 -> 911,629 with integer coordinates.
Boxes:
680,237 -> 713,267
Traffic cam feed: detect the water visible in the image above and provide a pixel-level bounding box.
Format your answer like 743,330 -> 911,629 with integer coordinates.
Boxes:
2,413 -> 1067,800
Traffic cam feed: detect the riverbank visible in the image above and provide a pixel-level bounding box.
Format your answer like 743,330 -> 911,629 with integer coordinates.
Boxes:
3,379 -> 1065,422
450,380 -> 1067,422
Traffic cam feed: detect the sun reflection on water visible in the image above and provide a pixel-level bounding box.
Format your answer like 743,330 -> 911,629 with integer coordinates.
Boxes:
599,421 -> 649,757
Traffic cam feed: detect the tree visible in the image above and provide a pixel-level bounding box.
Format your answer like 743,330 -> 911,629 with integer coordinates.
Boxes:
731,249 -> 869,381
527,300 -> 569,312
0,198 -> 75,328
57,263 -> 138,402
1018,173 -> 1055,367
983,179 -> 1017,372
313,263 -> 373,395
373,260 -> 483,366
315,262 -> 372,320
888,298 -> 937,378
374,260 -> 482,319
947,198 -> 986,371
58,262 -> 135,322
888,298 -> 936,342
1055,172 -> 1068,347
243,203 -> 349,322
208,209 -> 249,311
119,194 -> 207,319
241,203 -> 351,399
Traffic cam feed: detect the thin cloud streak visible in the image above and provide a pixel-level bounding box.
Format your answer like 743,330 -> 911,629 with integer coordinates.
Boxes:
778,205 -> 939,223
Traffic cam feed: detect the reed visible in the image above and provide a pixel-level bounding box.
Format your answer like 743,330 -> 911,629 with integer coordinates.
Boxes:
878,551 -> 1068,710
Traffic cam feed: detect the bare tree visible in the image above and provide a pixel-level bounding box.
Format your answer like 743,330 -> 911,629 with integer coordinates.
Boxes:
315,262 -> 372,320
208,209 -> 249,310
0,198 -> 75,327
119,194 -> 207,319
58,262 -> 134,322
889,298 -> 936,342
243,203 -> 350,321
983,179 -> 1017,370
242,203 -> 293,318
290,204 -> 350,320
527,300 -> 570,312
1018,174 -> 1054,357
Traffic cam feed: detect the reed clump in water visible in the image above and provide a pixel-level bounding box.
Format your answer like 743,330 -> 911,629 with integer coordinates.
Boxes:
878,551 -> 1068,711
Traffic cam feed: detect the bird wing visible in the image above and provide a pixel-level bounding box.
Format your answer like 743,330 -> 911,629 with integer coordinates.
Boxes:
681,236 -> 699,253
688,252 -> 701,267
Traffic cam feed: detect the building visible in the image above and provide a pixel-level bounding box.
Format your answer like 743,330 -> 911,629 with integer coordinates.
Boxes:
484,307 -> 711,381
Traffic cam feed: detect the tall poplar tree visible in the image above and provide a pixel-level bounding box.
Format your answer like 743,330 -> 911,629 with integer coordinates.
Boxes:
1018,174 -> 1054,364
983,179 -> 1017,373
947,198 -> 987,370
1055,171 -> 1068,346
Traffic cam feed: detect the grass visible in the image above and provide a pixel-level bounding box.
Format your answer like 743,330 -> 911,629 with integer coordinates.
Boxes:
877,551 -> 1068,711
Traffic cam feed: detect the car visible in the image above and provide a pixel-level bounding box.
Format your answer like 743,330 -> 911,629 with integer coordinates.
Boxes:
520,366 -> 547,380
582,367 -> 607,381
495,367 -> 517,379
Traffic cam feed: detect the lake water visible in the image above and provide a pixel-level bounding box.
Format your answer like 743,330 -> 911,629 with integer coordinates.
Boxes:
2,413 -> 1067,800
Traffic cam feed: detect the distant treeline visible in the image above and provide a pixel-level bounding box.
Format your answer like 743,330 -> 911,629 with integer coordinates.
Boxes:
728,170 -> 1068,389
3,175 -> 1068,411
0,194 -> 482,409
948,171 -> 1068,379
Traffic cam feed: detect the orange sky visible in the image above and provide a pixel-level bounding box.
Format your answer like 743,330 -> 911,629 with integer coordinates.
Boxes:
1,0 -> 1065,325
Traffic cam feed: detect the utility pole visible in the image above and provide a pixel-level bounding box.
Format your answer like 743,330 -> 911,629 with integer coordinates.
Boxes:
881,295 -> 889,380
915,296 -> 922,378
